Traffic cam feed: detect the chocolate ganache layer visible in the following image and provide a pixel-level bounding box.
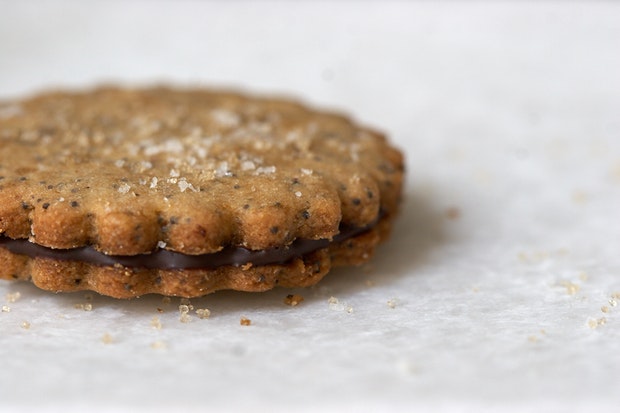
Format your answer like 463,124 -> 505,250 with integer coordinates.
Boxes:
0,219 -> 379,270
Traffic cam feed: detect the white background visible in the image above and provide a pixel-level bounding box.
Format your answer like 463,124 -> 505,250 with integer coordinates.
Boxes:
1,1 -> 619,411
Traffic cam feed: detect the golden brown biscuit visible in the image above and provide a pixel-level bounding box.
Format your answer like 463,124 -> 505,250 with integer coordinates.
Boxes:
0,87 -> 404,298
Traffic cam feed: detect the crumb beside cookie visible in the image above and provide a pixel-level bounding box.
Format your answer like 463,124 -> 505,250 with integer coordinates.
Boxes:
0,86 -> 404,298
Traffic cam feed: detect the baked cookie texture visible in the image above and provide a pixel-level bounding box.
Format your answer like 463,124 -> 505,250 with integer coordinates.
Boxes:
0,87 -> 404,298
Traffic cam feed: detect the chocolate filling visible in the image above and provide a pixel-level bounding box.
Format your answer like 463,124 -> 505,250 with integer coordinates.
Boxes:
0,219 -> 378,270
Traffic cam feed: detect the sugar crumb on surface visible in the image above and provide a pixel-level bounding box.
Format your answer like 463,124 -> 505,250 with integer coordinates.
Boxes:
151,316 -> 162,330
611,161 -> 620,183
178,305 -> 191,323
387,298 -> 399,309
5,291 -> 21,303
2,305 -> 11,313
151,341 -> 167,350
517,249 -> 567,264
74,303 -> 93,311
328,296 -> 353,313
327,296 -> 341,309
571,190 -> 588,204
588,318 -> 607,329
195,308 -> 211,319
558,281 -> 580,296
101,333 -> 113,344
180,298 -> 193,309
21,321 -> 31,329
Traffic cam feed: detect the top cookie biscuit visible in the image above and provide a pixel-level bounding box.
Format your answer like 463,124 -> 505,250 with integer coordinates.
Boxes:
0,87 -> 403,257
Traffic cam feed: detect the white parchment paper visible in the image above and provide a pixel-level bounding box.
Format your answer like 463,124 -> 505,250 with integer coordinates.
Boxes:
1,2 -> 619,411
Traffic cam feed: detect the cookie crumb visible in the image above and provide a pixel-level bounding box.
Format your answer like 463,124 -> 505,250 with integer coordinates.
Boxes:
74,303 -> 93,311
240,317 -> 251,326
444,206 -> 461,220
284,294 -> 304,306
21,321 -> 31,329
588,318 -> 607,329
387,298 -> 399,309
180,298 -> 193,308
1,305 -> 10,312
559,281 -> 580,295
5,291 -> 21,303
101,333 -> 113,344
601,306 -> 609,313
572,190 -> 588,204
151,341 -> 167,350
151,316 -> 162,330
195,308 -> 211,319
179,305 -> 191,323
327,296 -> 353,313
328,296 -> 343,311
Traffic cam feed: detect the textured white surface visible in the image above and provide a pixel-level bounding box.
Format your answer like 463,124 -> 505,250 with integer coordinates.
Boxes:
1,2 -> 619,411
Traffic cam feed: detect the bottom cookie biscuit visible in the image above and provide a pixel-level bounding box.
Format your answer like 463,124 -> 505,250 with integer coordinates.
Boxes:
0,217 -> 391,298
